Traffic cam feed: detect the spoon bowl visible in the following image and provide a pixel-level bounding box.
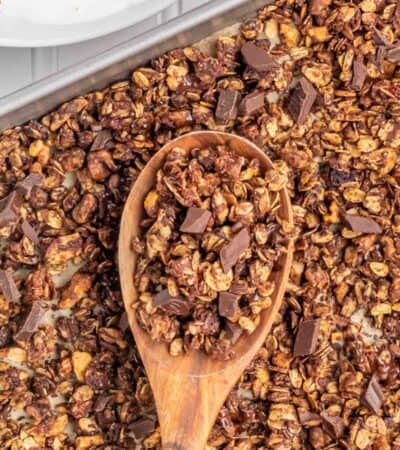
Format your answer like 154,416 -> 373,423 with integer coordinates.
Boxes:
118,131 -> 293,450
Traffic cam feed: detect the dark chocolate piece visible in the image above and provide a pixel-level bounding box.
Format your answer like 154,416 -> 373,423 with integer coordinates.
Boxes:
215,90 -> 241,122
239,91 -> 265,116
218,292 -> 240,319
241,42 -> 279,72
287,77 -> 317,125
90,130 -> 114,152
376,46 -> 386,71
0,191 -> 22,227
363,375 -> 384,413
118,312 -> 130,333
180,207 -> 211,234
320,412 -> 345,439
344,214 -> 382,234
298,410 -> 321,426
225,321 -> 243,344
93,394 -> 115,412
0,270 -> 20,303
14,302 -> 47,341
293,318 -> 320,357
153,289 -> 190,316
21,220 -> 39,244
372,26 -> 390,46
17,173 -> 44,198
351,58 -> 367,91
220,228 -> 250,273
129,417 -> 156,440
386,43 -> 400,63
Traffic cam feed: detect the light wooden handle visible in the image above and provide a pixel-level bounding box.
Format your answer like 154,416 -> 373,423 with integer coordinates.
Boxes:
146,362 -> 231,450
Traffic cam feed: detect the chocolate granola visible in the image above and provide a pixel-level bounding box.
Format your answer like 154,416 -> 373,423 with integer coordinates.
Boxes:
0,0 -> 400,448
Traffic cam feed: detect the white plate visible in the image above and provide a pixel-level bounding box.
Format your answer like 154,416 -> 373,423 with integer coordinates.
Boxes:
0,0 -> 175,47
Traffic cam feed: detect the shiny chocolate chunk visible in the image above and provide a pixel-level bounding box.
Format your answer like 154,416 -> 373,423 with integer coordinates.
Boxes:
220,228 -> 250,273
351,58 -> 367,91
0,270 -> 20,303
153,289 -> 190,316
293,318 -> 320,357
22,220 -> 39,244
320,412 -> 345,439
241,42 -> 279,72
129,417 -> 156,440
287,77 -> 317,125
0,191 -> 22,227
118,312 -> 130,333
14,302 -> 47,341
363,375 -> 384,413
17,173 -> 45,198
344,214 -> 382,234
225,320 -> 243,344
376,46 -> 386,72
180,207 -> 211,234
215,90 -> 241,122
239,90 -> 265,116
386,43 -> 400,63
91,130 -> 113,152
372,26 -> 389,46
218,292 -> 240,319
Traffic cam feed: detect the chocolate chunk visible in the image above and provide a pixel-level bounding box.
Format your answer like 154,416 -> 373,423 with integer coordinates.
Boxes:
220,228 -> 250,273
91,130 -> 113,152
180,207 -> 211,234
17,173 -> 45,198
376,46 -> 386,71
287,77 -> 317,125
363,375 -> 384,413
0,270 -> 20,303
329,169 -> 354,187
239,91 -> 265,116
14,302 -> 47,341
320,412 -> 345,439
129,417 -> 156,440
225,320 -> 243,344
0,191 -> 22,227
118,312 -> 130,333
215,90 -> 241,122
351,58 -> 367,91
94,394 -> 115,412
22,220 -> 39,244
241,42 -> 279,72
344,214 -> 382,234
298,410 -> 321,426
218,292 -> 240,319
386,43 -> 400,63
372,26 -> 389,46
293,318 -> 320,357
153,289 -> 190,316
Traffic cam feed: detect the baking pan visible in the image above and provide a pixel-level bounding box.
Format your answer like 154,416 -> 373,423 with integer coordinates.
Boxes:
0,0 -> 271,131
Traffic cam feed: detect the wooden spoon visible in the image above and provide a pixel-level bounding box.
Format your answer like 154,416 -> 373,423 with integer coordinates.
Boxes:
118,131 -> 293,450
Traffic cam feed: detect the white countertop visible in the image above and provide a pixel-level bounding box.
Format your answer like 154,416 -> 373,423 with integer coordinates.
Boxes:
0,0 -> 211,99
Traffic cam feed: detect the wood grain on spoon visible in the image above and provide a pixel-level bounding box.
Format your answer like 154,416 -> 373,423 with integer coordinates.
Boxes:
118,131 -> 294,450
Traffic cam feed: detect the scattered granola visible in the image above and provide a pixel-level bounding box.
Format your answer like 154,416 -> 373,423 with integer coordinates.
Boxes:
134,145 -> 287,359
0,0 -> 400,447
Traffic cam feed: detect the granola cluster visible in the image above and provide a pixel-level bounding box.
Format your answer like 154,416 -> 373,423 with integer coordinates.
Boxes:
0,0 -> 400,448
134,144 -> 287,359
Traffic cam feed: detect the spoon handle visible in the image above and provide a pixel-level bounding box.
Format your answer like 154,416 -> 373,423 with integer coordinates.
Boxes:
146,362 -> 234,450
